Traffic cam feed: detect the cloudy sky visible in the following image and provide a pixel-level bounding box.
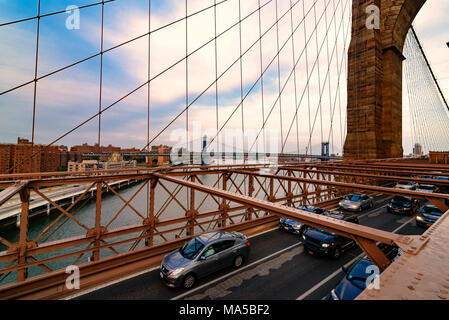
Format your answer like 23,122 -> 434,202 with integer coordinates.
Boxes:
0,0 -> 447,155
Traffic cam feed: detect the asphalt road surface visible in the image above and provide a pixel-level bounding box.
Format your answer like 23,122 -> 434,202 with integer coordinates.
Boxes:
73,195 -> 425,300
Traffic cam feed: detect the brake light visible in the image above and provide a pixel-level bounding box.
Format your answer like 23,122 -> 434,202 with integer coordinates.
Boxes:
245,242 -> 251,246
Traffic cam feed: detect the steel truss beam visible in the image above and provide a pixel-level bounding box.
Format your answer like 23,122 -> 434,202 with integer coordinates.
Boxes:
230,169 -> 449,212
154,173 -> 432,272
0,160 -> 446,299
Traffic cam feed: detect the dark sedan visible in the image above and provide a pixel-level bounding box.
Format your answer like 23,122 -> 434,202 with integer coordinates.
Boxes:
159,231 -> 250,289
416,204 -> 444,228
330,244 -> 400,300
387,196 -> 419,215
279,205 -> 329,235
302,212 -> 359,259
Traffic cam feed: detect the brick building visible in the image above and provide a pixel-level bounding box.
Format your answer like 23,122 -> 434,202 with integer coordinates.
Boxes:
12,138 -> 42,173
70,143 -> 121,154
0,144 -> 14,174
0,138 -> 61,174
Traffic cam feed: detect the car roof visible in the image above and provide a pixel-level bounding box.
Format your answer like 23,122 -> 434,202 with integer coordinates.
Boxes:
323,211 -> 357,221
196,231 -> 235,244
345,193 -> 367,197
297,205 -> 323,211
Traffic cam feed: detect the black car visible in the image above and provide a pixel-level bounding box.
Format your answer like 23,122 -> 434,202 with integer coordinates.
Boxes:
415,204 -> 444,228
279,205 -> 329,235
387,196 -> 420,215
297,205 -> 330,215
302,212 -> 359,259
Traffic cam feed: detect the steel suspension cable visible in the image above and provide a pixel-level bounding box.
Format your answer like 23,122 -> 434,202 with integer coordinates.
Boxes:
6,0 -> 274,173
208,0 -> 321,154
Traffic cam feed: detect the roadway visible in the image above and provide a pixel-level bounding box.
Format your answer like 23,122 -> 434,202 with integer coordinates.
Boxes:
72,195 -> 425,300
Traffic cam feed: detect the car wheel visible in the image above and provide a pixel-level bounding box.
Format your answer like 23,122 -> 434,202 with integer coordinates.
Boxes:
234,255 -> 244,268
183,274 -> 196,289
332,246 -> 341,260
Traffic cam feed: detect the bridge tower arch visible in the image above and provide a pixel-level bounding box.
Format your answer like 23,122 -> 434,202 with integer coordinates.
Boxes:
343,0 -> 427,160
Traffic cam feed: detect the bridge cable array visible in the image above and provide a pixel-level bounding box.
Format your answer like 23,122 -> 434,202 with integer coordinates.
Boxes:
403,27 -> 449,154
1,0 -> 351,174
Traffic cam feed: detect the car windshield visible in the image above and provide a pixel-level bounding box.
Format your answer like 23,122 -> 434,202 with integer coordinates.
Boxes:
421,206 -> 443,216
347,260 -> 377,290
418,185 -> 434,190
309,227 -> 335,236
179,238 -> 205,260
344,195 -> 361,201
392,196 -> 411,204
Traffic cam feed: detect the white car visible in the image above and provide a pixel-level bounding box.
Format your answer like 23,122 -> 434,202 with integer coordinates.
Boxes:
415,184 -> 438,193
394,181 -> 418,190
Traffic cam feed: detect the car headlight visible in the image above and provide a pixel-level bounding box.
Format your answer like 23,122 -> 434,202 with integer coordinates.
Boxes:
169,268 -> 185,278
293,224 -> 302,229
350,204 -> 359,208
302,235 -> 306,240
322,243 -> 330,248
416,216 -> 424,221
339,201 -> 343,206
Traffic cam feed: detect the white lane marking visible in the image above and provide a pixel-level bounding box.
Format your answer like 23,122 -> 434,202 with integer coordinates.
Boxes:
296,254 -> 365,300
296,215 -> 416,300
171,241 -> 304,300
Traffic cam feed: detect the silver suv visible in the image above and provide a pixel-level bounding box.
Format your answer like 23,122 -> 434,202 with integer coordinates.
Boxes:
159,231 -> 251,289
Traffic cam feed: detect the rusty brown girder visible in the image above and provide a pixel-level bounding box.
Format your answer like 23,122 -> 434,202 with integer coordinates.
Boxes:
154,173 -> 429,272
1,164 -> 339,298
0,160 -> 446,299
230,169 -> 449,212
276,167 -> 449,187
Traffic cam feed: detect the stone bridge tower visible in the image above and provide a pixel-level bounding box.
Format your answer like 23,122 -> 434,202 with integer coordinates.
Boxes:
343,0 -> 426,160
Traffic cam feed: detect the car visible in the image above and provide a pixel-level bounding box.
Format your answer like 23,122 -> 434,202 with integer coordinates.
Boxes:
415,204 -> 445,228
435,176 -> 449,192
387,196 -> 420,215
279,205 -> 329,235
159,231 -> 250,289
394,181 -> 418,190
298,205 -> 330,215
302,212 -> 359,259
339,194 -> 373,212
330,244 -> 401,300
415,184 -> 438,193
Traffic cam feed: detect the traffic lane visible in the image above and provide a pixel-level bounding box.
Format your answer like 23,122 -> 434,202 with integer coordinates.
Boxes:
76,194 -> 414,300
76,228 -> 302,300
171,195 -> 393,300
179,199 -> 424,300
180,243 -> 361,300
